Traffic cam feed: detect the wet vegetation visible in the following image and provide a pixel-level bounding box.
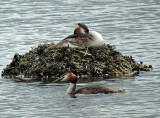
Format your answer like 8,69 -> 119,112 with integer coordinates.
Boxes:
1,43 -> 152,82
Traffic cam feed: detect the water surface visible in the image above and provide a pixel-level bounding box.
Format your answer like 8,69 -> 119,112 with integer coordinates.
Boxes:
0,0 -> 160,117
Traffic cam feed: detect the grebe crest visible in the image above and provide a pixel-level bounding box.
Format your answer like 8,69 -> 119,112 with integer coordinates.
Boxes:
74,23 -> 88,34
62,72 -> 77,83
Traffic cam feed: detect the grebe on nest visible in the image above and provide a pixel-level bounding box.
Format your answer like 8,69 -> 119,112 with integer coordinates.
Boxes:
53,72 -> 125,94
56,23 -> 104,47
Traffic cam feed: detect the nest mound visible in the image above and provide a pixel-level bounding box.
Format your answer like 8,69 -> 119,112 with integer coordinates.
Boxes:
2,43 -> 152,82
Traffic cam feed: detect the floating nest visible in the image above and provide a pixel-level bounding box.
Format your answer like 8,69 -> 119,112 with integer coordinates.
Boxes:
1,43 -> 152,82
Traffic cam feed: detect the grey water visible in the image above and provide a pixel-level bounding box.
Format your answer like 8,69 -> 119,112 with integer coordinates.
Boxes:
0,0 -> 160,117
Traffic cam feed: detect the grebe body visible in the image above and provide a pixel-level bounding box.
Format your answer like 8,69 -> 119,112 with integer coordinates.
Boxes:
53,72 -> 125,94
56,23 -> 104,47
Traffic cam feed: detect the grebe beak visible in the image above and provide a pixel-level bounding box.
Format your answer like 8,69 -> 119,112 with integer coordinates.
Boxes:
52,77 -> 62,83
61,76 -> 68,82
84,30 -> 88,34
52,74 -> 68,83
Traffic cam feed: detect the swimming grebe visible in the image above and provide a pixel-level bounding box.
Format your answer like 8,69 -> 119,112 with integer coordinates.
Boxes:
56,23 -> 104,47
53,72 -> 125,94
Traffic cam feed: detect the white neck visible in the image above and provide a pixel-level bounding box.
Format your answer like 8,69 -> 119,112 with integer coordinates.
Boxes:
67,82 -> 76,94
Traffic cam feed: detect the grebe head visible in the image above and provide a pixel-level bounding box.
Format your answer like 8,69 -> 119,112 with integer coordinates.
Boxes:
76,23 -> 104,46
61,72 -> 77,83
78,23 -> 89,34
74,23 -> 89,34
52,72 -> 77,94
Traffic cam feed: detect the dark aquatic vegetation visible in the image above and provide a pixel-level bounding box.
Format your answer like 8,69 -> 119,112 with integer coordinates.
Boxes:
1,43 -> 152,82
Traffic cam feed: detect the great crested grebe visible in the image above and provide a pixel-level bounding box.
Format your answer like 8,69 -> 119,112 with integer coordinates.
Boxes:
56,23 -> 104,47
53,72 -> 125,94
